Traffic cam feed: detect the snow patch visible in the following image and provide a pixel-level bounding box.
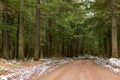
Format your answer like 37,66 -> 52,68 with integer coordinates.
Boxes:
0,66 -> 8,71
105,65 -> 120,74
0,75 -> 8,80
108,58 -> 120,67
94,57 -> 120,74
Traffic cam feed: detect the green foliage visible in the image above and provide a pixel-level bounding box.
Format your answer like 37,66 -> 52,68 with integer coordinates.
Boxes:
0,0 -> 120,59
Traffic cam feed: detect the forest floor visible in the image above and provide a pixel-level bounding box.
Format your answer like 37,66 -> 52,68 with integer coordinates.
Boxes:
0,56 -> 120,80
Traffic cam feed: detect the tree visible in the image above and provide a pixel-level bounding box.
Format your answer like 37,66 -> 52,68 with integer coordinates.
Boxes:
34,0 -> 41,60
18,0 -> 24,59
2,0 -> 9,59
111,0 -> 118,58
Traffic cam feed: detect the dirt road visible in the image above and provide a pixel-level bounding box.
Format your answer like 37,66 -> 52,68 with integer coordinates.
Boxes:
37,60 -> 120,80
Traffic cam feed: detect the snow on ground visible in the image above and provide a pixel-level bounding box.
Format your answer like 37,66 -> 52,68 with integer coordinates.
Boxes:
105,58 -> 120,74
0,56 -> 120,80
108,58 -> 120,67
0,58 -> 72,80
93,57 -> 120,74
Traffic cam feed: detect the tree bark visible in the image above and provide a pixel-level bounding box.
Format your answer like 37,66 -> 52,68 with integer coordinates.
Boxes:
111,0 -> 118,58
34,0 -> 41,60
2,0 -> 9,59
46,17 -> 53,57
18,0 -> 24,59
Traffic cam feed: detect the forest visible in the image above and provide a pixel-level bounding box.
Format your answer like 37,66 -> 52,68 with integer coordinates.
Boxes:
0,0 -> 120,80
0,0 -> 120,60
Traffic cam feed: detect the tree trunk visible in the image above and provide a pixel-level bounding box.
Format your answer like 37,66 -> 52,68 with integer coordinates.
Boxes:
46,17 -> 53,57
2,30 -> 9,59
118,18 -> 120,57
2,0 -> 9,59
62,40 -> 65,57
82,36 -> 85,56
34,0 -> 41,60
118,39 -> 120,58
111,0 -> 118,58
18,0 -> 24,59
